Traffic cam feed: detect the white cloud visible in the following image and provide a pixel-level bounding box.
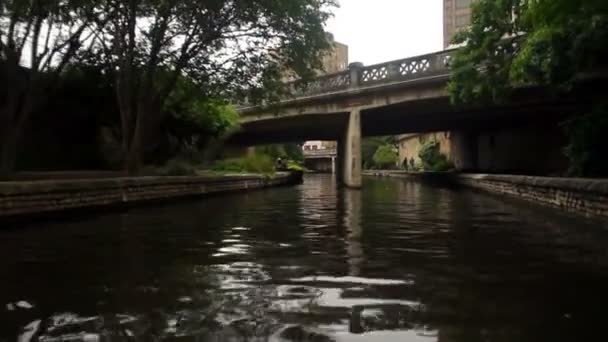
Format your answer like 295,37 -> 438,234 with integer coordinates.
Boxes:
325,0 -> 444,65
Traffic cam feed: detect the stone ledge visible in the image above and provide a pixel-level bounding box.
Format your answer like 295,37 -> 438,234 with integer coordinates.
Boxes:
364,171 -> 608,219
0,172 -> 302,219
457,174 -> 608,196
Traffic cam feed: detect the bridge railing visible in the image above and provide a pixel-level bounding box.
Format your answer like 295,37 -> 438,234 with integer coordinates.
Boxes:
287,70 -> 351,97
303,148 -> 337,158
284,49 -> 456,99
357,50 -> 455,86
237,49 -> 457,109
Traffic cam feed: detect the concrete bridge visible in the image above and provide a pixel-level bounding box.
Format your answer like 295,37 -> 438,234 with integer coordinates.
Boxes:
231,48 -> 598,188
303,148 -> 337,173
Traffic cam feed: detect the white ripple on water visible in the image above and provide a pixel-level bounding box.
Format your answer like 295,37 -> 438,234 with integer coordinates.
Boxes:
328,328 -> 438,342
316,288 -> 421,308
291,276 -> 412,286
213,244 -> 251,257
17,320 -> 40,342
6,300 -> 34,311
269,286 -> 421,313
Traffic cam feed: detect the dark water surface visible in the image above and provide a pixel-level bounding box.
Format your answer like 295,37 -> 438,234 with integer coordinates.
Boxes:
2,175 -> 608,341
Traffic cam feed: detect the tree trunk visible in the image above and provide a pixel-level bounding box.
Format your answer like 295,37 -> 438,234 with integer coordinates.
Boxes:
120,106 -> 133,174
125,117 -> 144,176
0,128 -> 18,180
125,97 -> 151,176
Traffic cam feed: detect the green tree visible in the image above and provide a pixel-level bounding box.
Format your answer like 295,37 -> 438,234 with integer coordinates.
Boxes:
0,0 -> 99,177
419,141 -> 452,172
256,144 -> 303,162
88,0 -> 336,174
448,0 -> 608,176
363,136 -> 397,169
165,78 -> 239,156
372,145 -> 398,170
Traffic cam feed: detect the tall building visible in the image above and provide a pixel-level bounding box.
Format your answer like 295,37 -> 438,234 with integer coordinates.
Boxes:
282,33 -> 348,82
320,34 -> 349,75
443,0 -> 472,48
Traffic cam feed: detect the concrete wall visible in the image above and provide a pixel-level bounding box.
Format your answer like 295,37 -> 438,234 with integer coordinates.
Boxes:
0,173 -> 301,219
450,130 -> 479,172
399,132 -> 452,167
449,124 -> 568,175
475,125 -> 568,175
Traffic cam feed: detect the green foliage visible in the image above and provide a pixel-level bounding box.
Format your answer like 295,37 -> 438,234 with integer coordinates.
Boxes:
563,107 -> 608,177
212,154 -> 275,174
372,145 -> 399,170
283,144 -> 305,163
166,78 -> 240,152
363,136 -> 397,169
256,144 -> 304,162
449,0 -> 608,176
154,159 -> 199,177
449,0 -> 608,104
168,81 -> 240,135
448,0 -> 523,104
286,161 -> 304,172
419,141 -> 452,172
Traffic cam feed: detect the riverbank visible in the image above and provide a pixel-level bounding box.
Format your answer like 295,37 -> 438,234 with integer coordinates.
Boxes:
365,170 -> 608,219
0,171 -> 302,220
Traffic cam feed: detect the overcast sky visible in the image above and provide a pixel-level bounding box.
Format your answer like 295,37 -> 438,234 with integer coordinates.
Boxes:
325,0 -> 444,65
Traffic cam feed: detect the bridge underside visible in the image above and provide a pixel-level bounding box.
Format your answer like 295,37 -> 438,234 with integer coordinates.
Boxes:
231,112 -> 350,145
230,91 -> 584,146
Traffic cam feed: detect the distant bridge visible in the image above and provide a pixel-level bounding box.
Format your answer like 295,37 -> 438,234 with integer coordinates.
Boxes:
303,148 -> 337,160
303,148 -> 337,173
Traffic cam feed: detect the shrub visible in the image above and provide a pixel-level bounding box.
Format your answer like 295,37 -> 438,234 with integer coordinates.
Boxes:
155,159 -> 198,176
419,141 -> 453,172
372,145 -> 399,169
563,106 -> 608,177
212,154 -> 275,174
287,160 -> 304,171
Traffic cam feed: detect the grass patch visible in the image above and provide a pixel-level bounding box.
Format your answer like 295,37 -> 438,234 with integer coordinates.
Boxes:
211,154 -> 275,174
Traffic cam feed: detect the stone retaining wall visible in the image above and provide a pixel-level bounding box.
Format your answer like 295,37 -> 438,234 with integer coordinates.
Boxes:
457,174 -> 608,218
0,172 -> 301,219
364,171 -> 608,218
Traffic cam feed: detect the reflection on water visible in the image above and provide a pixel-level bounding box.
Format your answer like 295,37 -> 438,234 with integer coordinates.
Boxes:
1,175 -> 608,341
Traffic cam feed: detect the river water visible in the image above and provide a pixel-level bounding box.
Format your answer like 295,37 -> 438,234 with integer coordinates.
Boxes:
1,175 -> 608,341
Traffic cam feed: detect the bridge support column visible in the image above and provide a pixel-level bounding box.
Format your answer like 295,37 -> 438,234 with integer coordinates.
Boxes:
450,130 -> 479,172
341,109 -> 362,188
336,139 -> 345,184
331,156 -> 336,174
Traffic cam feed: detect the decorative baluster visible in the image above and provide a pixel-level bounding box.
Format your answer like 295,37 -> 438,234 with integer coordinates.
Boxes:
349,62 -> 364,88
387,62 -> 400,82
429,54 -> 442,74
